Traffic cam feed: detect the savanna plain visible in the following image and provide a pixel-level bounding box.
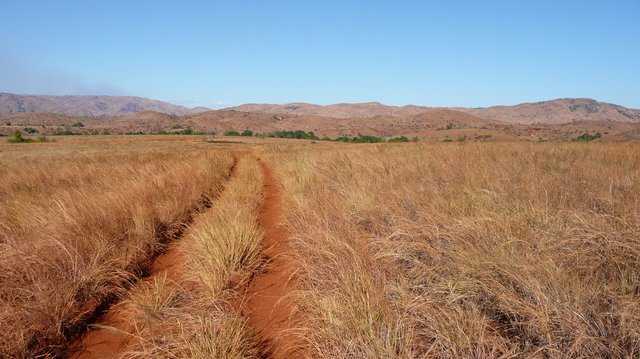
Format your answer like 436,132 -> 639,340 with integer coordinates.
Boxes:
1,135 -> 639,358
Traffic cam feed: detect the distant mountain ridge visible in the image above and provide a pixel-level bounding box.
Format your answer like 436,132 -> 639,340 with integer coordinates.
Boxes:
0,93 -> 205,117
1,92 -> 638,125
229,98 -> 640,124
458,98 -> 640,124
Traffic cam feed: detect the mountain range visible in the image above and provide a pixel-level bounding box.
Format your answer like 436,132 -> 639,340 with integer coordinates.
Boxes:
229,98 -> 640,124
2,92 -> 638,125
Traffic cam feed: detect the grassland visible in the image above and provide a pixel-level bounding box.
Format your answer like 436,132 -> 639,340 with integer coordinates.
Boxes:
1,135 -> 639,358
0,136 -> 235,356
266,142 -> 640,357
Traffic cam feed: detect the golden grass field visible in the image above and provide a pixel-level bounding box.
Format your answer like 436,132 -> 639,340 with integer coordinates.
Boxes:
1,135 -> 639,358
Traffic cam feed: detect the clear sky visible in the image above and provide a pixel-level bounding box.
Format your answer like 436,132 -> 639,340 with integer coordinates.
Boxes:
1,0 -> 638,108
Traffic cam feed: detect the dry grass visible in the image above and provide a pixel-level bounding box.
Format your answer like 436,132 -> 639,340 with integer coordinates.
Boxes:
265,142 -> 640,358
119,156 -> 265,358
0,137 -> 234,357
2,135 -> 640,358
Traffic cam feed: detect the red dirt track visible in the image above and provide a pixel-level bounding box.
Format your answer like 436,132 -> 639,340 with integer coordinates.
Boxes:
65,156 -> 305,359
241,160 -> 307,359
65,157 -> 239,359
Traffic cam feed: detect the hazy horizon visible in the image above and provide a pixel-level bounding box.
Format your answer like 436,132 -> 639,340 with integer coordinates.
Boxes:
1,1 -> 638,109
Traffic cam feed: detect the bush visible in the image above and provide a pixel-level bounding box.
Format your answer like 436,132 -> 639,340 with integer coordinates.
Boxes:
7,131 -> 31,143
388,136 -> 409,143
177,127 -> 196,135
225,130 -> 241,136
575,132 -> 602,142
71,122 -> 85,127
268,130 -> 319,140
53,128 -> 80,135
23,127 -> 38,134
335,134 -> 384,143
241,129 -> 254,137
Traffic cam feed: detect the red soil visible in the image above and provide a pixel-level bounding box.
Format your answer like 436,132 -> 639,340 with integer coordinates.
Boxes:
66,242 -> 185,359
242,160 -> 307,358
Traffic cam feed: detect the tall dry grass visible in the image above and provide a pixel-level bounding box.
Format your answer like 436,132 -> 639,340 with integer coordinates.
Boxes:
266,142 -> 640,358
0,138 -> 234,357
120,156 -> 265,358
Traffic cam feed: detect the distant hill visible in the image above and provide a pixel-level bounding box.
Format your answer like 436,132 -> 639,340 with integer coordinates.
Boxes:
3,93 -> 637,125
228,98 -> 640,125
3,107 -> 639,142
458,98 -> 640,124
2,93 -> 638,138
0,93 -> 197,117
181,108 -> 491,137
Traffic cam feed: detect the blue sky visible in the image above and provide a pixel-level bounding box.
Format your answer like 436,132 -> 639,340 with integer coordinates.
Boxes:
1,0 -> 638,108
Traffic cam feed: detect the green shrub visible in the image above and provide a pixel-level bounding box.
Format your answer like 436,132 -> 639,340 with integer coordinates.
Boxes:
7,131 -> 31,143
268,130 -> 319,140
23,127 -> 38,134
334,134 -> 384,143
224,130 -> 240,136
241,129 -> 254,136
575,132 -> 602,142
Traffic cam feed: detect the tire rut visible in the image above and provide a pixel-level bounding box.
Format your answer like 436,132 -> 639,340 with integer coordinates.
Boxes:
240,159 -> 307,359
63,156 -> 239,359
